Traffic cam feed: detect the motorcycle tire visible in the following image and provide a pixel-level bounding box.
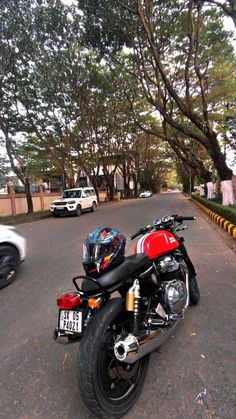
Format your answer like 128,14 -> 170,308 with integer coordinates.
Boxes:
177,258 -> 200,306
77,298 -> 149,418
189,275 -> 200,305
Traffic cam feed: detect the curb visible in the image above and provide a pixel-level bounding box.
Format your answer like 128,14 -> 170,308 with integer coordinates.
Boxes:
190,197 -> 236,240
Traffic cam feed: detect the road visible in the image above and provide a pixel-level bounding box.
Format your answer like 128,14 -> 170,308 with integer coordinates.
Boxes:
0,193 -> 235,419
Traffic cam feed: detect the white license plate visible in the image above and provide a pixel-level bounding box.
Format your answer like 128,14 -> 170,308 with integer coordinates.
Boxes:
59,310 -> 82,334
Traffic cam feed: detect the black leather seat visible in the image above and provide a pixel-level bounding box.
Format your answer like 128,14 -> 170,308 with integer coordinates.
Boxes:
82,254 -> 149,292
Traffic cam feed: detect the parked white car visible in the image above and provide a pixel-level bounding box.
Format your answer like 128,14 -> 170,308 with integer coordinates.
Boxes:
0,225 -> 27,289
50,187 -> 98,217
139,190 -> 152,198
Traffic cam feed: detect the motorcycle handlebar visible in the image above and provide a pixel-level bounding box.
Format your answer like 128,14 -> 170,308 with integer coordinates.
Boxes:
175,216 -> 196,222
130,226 -> 148,240
130,231 -> 141,240
131,215 -> 196,240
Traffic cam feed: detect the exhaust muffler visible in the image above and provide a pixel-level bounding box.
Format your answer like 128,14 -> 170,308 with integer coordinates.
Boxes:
114,322 -> 180,364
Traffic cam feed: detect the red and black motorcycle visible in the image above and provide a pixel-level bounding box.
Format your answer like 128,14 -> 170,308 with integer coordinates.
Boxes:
54,214 -> 200,418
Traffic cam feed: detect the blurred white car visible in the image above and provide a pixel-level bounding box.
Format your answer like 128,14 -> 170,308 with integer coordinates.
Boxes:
0,225 -> 27,289
139,191 -> 152,198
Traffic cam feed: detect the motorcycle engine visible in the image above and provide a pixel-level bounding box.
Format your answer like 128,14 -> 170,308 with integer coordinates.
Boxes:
156,256 -> 187,315
162,279 -> 187,315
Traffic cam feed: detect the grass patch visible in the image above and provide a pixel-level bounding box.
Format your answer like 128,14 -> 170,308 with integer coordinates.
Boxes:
0,210 -> 51,225
192,194 -> 236,225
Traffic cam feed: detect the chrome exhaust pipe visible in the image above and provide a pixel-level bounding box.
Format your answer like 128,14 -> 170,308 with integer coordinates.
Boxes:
53,328 -> 81,344
114,334 -> 139,361
53,328 -> 70,344
114,322 -> 180,364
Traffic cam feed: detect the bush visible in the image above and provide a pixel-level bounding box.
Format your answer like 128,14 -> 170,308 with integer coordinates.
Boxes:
14,185 -> 25,193
192,194 -> 236,225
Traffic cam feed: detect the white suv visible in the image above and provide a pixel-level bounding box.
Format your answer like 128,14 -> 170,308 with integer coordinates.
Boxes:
50,187 -> 98,217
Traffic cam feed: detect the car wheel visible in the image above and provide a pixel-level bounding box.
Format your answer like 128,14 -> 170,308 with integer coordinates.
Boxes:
0,245 -> 20,290
75,205 -> 82,216
91,202 -> 97,212
53,213 -> 60,218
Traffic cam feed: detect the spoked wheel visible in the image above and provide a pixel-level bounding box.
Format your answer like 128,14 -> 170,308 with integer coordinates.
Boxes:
0,245 -> 20,290
77,299 -> 149,418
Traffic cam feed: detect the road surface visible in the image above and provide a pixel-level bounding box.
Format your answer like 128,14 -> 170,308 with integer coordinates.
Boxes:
0,193 -> 235,419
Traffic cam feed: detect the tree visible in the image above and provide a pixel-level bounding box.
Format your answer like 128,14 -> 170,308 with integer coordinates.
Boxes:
0,0 -> 42,212
203,0 -> 236,26
0,156 -> 10,190
80,0 -> 236,204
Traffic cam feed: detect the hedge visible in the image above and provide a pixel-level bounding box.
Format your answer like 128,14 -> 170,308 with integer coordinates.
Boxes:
191,194 -> 236,225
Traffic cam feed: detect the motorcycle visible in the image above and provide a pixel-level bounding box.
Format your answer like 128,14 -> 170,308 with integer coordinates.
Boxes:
53,214 -> 200,418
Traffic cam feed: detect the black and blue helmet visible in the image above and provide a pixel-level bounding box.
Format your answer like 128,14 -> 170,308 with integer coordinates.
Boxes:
82,227 -> 126,276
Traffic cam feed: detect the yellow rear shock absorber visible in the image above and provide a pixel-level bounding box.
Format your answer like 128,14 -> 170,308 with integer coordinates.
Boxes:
126,279 -> 141,333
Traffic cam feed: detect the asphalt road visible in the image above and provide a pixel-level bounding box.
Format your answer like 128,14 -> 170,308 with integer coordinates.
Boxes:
0,193 -> 236,419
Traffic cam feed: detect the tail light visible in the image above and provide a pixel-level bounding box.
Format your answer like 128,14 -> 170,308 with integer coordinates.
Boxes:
57,292 -> 82,309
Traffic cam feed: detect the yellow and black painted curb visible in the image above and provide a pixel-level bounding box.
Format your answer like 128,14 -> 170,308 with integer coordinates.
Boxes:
191,197 -> 236,239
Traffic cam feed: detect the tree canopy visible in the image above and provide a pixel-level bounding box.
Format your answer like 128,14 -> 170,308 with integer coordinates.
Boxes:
0,0 -> 235,209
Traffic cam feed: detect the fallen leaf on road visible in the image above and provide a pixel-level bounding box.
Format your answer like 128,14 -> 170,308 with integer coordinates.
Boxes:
195,389 -> 208,407
61,352 -> 68,368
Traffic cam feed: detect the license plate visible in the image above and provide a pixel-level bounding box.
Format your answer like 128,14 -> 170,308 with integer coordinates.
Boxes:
59,310 -> 83,334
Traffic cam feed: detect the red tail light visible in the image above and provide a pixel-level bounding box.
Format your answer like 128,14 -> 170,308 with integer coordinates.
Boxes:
57,292 -> 82,309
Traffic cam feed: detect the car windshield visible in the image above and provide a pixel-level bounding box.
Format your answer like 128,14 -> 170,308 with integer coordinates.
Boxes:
62,190 -> 81,199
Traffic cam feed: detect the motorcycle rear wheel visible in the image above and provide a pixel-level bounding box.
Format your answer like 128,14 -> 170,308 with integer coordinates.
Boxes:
77,298 -> 149,418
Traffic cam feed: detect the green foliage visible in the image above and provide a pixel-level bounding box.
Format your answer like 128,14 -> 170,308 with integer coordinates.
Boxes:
2,0 -> 235,199
79,1 -> 236,182
192,194 -> 236,225
0,157 -> 10,189
0,210 -> 51,225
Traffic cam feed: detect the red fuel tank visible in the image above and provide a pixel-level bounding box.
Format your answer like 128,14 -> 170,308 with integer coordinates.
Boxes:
134,230 -> 179,259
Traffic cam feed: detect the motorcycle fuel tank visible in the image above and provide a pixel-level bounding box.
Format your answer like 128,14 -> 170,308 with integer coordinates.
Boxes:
134,230 -> 179,259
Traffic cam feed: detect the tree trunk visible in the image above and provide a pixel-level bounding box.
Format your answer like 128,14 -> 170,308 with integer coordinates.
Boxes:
121,161 -> 130,197
105,174 -> 115,200
208,134 -> 233,180
90,178 -> 100,203
207,133 -> 235,205
25,179 -> 34,214
133,174 -> 139,197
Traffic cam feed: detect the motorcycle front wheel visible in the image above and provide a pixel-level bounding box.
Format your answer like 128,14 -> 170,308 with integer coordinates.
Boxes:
189,275 -> 200,305
77,298 -> 149,418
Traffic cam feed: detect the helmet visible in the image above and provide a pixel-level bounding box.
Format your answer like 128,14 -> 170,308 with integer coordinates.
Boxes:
82,227 -> 126,277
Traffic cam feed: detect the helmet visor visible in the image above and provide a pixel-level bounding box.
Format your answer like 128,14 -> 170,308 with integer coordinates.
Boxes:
83,243 -> 112,262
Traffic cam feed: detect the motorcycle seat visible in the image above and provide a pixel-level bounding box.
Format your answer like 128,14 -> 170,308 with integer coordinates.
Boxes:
82,254 -> 150,292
